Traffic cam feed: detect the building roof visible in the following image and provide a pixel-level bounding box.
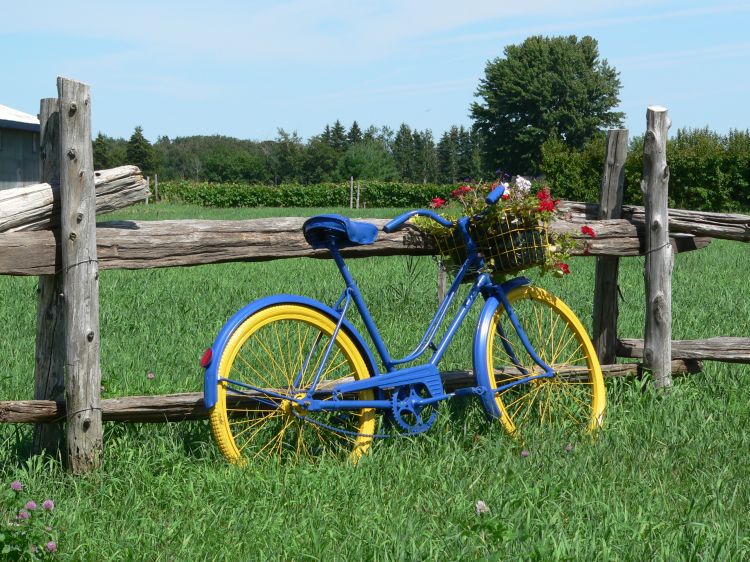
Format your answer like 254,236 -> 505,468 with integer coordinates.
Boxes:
0,104 -> 40,133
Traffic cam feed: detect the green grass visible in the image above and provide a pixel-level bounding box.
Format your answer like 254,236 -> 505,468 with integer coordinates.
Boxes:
1,202 -> 749,560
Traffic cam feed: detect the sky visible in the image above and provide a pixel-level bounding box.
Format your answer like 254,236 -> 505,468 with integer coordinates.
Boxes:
2,0 -> 749,143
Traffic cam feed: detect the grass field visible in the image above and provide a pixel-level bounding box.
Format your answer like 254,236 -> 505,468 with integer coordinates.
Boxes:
1,202 -> 749,560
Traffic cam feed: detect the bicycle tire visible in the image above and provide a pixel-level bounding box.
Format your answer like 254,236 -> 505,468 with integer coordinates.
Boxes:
208,302 -> 376,464
474,285 -> 606,436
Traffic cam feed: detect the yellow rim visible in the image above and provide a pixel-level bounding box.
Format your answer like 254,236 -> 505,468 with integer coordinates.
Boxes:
485,286 -> 606,435
209,304 -> 376,464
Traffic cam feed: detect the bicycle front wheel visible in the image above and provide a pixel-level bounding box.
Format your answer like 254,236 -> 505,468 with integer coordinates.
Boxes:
208,302 -> 376,464
475,285 -> 606,436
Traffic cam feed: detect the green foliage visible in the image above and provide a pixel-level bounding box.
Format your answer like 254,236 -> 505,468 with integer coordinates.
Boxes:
159,180 -> 459,208
126,126 -> 156,177
338,140 -> 398,181
471,35 -> 623,175
540,132 -> 606,203
544,127 -> 750,212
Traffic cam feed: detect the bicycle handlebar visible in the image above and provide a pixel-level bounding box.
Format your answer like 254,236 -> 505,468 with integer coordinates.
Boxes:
383,209 -> 454,233
485,184 -> 506,205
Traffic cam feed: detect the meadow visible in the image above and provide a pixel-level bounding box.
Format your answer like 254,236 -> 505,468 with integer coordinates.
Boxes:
1,202 -> 749,560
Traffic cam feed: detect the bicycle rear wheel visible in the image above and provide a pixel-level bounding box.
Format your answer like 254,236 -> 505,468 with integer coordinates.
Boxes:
208,303 -> 376,464
475,285 -> 605,436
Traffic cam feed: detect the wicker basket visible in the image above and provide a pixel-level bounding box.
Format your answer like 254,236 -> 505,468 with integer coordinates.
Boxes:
434,214 -> 549,277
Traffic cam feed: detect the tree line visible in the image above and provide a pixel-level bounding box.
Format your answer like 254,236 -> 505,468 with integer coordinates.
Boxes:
93,121 -> 483,185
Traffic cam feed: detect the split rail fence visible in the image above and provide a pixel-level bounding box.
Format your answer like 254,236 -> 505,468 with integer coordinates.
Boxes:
1,79 -> 749,474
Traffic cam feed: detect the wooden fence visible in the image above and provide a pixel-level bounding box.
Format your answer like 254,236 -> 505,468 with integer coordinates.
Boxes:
1,78 -> 749,474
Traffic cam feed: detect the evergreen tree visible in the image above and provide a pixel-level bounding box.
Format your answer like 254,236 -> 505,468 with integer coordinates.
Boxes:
412,129 -> 438,183
93,132 -> 112,170
126,126 -> 156,176
392,123 -> 415,181
329,120 -> 348,153
347,121 -> 363,145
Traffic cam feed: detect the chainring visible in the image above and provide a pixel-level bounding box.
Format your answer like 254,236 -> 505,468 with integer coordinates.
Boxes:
389,384 -> 438,434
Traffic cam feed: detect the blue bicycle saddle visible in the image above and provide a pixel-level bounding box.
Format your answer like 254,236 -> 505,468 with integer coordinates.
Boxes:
303,214 -> 379,249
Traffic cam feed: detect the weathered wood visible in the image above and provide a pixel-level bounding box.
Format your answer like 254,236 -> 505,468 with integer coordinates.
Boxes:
0,216 -> 645,276
0,165 -> 149,233
0,361 -> 702,424
32,98 -> 66,459
624,206 -> 750,242
559,201 -> 750,243
592,129 -> 628,364
437,265 -> 447,303
58,77 -> 103,473
642,106 -> 673,390
618,337 -> 750,363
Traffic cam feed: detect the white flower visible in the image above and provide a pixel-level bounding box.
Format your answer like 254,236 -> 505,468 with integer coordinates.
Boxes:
515,176 -> 532,192
475,500 -> 490,515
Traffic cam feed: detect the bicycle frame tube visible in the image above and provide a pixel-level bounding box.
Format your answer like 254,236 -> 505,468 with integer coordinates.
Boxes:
326,222 -> 487,372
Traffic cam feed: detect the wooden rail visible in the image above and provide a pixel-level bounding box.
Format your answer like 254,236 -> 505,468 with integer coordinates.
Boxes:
0,361 -> 703,424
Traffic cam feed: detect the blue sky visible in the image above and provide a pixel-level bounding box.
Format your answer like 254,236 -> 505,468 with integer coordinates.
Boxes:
3,0 -> 749,143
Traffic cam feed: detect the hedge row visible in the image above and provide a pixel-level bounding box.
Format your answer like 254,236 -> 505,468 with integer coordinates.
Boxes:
159,180 -> 458,208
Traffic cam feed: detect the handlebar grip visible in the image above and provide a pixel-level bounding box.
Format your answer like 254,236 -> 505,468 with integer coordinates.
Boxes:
485,184 -> 506,205
383,210 -> 453,233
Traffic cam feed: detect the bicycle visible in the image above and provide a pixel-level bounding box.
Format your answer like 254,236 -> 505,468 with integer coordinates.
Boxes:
201,184 -> 606,464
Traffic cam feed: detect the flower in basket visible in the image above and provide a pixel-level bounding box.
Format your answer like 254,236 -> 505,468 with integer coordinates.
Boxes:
417,175 -> 574,278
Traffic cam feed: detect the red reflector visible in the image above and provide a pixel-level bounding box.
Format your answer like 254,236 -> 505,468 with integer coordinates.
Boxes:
200,348 -> 212,368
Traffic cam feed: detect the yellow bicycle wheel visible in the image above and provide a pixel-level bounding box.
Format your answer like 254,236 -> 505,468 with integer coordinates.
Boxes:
480,285 -> 606,436
209,303 -> 376,464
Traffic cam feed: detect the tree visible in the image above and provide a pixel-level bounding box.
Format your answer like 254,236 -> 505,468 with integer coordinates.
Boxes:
392,123 -> 415,181
93,132 -> 112,170
126,126 -> 156,176
471,35 -> 623,175
328,120 -> 348,153
338,139 -> 397,181
347,121 -> 363,145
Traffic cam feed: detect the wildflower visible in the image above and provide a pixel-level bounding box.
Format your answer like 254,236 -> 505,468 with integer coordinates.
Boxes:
10,480 -> 23,492
25,500 -> 37,511
520,449 -> 530,458
146,371 -> 155,380
564,443 -> 574,453
46,541 -> 58,553
42,499 -> 55,511
450,185 -> 472,198
17,509 -> 30,520
430,197 -> 446,209
581,225 -> 597,238
515,176 -> 532,192
475,500 -> 490,515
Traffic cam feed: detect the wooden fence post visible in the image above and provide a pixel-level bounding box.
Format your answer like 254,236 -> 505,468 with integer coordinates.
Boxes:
642,106 -> 673,390
58,77 -> 103,472
32,98 -> 65,458
592,129 -> 628,364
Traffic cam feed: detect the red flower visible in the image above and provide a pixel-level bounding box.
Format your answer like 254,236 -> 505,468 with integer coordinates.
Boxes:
501,191 -> 510,200
556,262 -> 571,275
431,197 -> 446,208
536,187 -> 551,201
450,185 -> 472,198
537,198 -> 555,212
581,225 -> 597,238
